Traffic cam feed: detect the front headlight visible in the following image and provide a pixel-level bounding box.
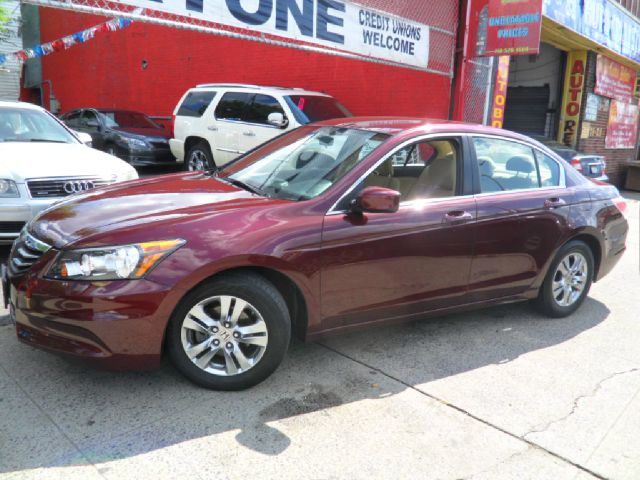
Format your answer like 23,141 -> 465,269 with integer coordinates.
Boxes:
0,179 -> 20,198
46,239 -> 185,280
122,136 -> 149,149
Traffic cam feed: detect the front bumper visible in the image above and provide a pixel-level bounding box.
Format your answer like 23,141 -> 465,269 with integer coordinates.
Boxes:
0,187 -> 59,243
7,269 -> 180,370
169,139 -> 185,162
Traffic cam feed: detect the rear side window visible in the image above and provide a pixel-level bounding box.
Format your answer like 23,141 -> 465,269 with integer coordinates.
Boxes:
177,91 -> 216,117
284,95 -> 351,124
244,94 -> 285,125
535,151 -> 561,187
472,137 -> 541,193
215,92 -> 253,121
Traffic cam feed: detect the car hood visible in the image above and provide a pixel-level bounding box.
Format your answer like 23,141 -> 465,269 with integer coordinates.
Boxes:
30,173 -> 287,248
0,142 -> 136,182
113,127 -> 169,139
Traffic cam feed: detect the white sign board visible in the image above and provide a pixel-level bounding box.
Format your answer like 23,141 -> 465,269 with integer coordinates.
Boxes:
113,0 -> 430,68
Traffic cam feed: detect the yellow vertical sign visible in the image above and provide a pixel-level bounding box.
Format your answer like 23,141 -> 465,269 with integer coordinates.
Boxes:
558,50 -> 588,147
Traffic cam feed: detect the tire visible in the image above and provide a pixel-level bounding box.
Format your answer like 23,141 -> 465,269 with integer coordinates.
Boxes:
167,272 -> 291,390
535,240 -> 594,318
185,142 -> 215,171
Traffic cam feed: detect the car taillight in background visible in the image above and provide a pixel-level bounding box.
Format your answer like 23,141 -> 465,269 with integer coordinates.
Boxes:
613,196 -> 628,218
570,158 -> 583,172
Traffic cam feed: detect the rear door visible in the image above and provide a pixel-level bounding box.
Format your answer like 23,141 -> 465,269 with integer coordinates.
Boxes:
213,92 -> 253,165
468,135 -> 574,301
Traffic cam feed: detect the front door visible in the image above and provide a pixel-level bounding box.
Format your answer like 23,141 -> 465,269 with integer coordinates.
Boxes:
319,137 -> 477,329
238,94 -> 288,153
211,92 -> 252,165
468,136 -> 574,301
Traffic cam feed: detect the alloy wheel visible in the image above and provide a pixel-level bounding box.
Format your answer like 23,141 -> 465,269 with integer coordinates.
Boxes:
187,150 -> 207,171
180,295 -> 268,376
551,252 -> 588,307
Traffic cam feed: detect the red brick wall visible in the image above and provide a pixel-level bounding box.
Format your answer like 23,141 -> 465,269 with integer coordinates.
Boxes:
38,4 -> 456,120
576,52 -> 638,187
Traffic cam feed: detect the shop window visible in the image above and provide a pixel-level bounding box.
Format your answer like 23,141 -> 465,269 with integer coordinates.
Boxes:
473,137 -> 540,192
215,92 -> 253,121
244,94 -> 285,126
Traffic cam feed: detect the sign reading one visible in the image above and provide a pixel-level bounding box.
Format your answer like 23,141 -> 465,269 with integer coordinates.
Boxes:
490,55 -> 510,128
483,0 -> 542,56
606,100 -> 640,149
558,51 -> 587,147
595,55 -> 637,101
113,0 -> 430,68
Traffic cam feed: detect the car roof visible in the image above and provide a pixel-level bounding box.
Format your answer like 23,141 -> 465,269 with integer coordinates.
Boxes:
0,100 -> 44,110
312,117 -> 545,143
190,83 -> 330,96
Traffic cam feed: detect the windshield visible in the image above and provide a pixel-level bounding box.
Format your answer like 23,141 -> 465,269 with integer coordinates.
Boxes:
222,126 -> 389,201
99,110 -> 160,129
284,95 -> 351,124
0,107 -> 78,143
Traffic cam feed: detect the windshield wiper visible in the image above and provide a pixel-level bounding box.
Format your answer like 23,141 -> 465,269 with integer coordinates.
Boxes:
28,139 -> 68,143
225,178 -> 268,197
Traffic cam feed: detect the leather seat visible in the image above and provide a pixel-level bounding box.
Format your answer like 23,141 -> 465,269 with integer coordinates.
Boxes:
408,141 -> 456,199
363,159 -> 400,191
504,155 -> 536,190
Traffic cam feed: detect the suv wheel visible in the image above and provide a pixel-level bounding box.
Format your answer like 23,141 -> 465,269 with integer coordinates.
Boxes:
167,272 -> 291,390
186,142 -> 215,171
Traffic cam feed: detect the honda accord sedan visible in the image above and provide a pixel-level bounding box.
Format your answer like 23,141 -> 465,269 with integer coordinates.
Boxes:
3,118 -> 628,390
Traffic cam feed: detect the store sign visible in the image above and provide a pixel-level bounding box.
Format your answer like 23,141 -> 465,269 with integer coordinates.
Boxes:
484,0 -> 542,56
605,100 -> 639,149
490,55 -> 510,127
558,51 -> 587,147
584,93 -> 600,121
543,0 -> 640,64
595,55 -> 637,101
113,0 -> 430,68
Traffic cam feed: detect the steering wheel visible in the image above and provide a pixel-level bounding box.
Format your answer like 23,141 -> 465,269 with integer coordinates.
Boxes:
482,175 -> 505,191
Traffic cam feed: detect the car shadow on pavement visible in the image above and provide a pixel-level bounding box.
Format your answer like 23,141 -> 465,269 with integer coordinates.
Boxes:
0,295 -> 610,476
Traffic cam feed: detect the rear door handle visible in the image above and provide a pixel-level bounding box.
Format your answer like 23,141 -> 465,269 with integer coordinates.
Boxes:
243,131 -> 256,137
544,197 -> 566,209
443,210 -> 474,223
207,126 -> 218,131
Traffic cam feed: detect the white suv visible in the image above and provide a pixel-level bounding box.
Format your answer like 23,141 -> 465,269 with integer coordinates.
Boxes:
169,84 -> 351,170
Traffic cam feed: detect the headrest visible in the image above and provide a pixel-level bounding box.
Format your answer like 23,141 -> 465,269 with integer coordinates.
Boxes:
477,157 -> 495,176
506,155 -> 534,174
374,159 -> 393,177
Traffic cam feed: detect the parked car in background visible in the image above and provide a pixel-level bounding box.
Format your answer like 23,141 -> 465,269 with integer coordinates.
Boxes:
5,118 -> 627,390
529,135 -> 608,181
0,101 -> 138,243
60,108 -> 175,167
170,83 -> 352,171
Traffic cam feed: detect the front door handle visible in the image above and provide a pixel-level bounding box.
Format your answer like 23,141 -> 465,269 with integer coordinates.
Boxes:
544,197 -> 566,209
243,131 -> 256,137
443,210 -> 474,223
207,126 -> 218,131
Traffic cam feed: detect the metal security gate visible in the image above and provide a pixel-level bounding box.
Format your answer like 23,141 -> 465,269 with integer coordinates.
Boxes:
503,85 -> 550,135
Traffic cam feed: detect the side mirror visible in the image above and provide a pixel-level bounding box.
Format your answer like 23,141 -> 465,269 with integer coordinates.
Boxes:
74,131 -> 93,147
350,186 -> 400,214
268,112 -> 288,128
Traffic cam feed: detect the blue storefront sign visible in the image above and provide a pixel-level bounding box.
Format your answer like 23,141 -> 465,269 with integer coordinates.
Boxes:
543,0 -> 640,64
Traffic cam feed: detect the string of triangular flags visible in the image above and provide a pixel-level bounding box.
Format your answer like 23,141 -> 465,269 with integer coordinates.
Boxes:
0,17 -> 132,65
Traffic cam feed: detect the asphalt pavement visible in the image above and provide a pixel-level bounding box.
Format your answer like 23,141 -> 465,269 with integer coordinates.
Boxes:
0,189 -> 638,480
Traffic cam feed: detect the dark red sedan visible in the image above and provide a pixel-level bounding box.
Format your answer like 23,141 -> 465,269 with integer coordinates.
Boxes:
3,118 -> 628,390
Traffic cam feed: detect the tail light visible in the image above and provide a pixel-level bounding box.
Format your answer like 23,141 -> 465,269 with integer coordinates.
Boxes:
570,158 -> 583,172
613,196 -> 628,218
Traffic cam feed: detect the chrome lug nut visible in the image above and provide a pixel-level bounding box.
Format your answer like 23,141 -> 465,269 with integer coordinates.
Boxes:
233,332 -> 240,339
226,342 -> 233,350
212,326 -> 219,333
213,339 -> 220,346
224,322 -> 231,328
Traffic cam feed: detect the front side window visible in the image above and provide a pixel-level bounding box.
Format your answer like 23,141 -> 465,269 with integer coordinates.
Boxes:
99,111 -> 159,129
473,137 -> 540,193
0,107 -> 78,144
244,94 -> 285,125
221,126 -> 389,201
215,92 -> 253,121
177,91 -> 216,117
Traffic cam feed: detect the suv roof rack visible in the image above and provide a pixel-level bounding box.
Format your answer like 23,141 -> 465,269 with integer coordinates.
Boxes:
195,83 -> 305,91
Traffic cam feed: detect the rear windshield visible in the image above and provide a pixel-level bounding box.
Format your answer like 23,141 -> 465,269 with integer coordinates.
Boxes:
284,95 -> 351,124
177,91 -> 216,117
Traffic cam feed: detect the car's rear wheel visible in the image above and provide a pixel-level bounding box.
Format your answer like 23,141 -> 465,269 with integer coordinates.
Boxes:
536,240 -> 594,318
185,142 -> 214,171
167,272 -> 291,390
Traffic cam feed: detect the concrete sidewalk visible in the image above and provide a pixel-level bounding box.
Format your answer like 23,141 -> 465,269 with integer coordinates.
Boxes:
1,193 -> 638,480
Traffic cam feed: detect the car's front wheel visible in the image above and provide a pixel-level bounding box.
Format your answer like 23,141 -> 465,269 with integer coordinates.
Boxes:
185,142 -> 214,171
536,240 -> 594,317
167,272 -> 291,390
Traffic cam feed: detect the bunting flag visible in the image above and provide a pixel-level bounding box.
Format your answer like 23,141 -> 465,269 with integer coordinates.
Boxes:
0,18 -> 132,66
